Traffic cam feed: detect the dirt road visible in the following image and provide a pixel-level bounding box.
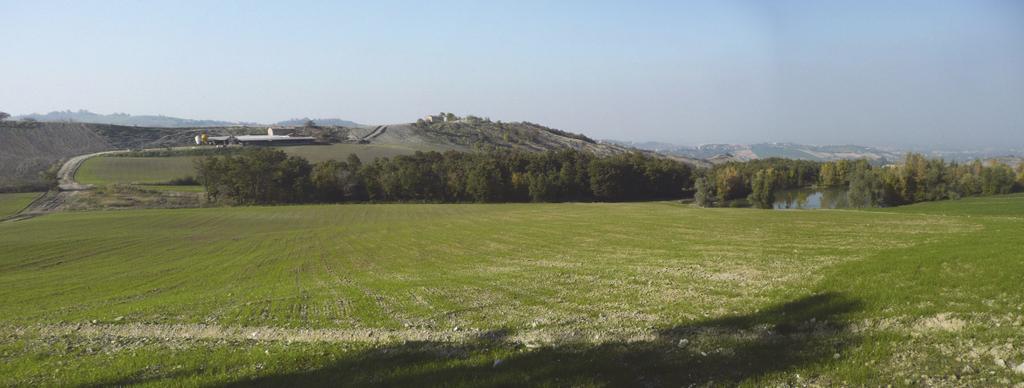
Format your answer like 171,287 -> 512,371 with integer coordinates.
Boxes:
3,150 -> 125,221
362,125 -> 388,141
57,150 -> 124,191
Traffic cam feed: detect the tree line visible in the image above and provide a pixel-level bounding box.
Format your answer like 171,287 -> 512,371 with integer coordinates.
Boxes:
835,154 -> 1020,207
195,148 -> 1021,208
695,155 -> 1022,208
694,158 -> 822,208
195,148 -> 693,205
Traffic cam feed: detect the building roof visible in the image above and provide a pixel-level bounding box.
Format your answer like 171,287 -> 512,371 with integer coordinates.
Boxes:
208,135 -> 315,142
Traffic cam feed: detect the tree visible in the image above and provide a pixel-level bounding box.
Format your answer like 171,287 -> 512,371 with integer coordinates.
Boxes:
980,164 -> 1016,195
195,148 -> 312,204
0,112 -> 9,121
311,160 -> 346,202
466,159 -> 503,202
747,169 -> 777,209
694,176 -> 713,207
588,157 -> 637,201
1016,163 -> 1024,190
713,165 -> 745,203
847,168 -> 881,207
527,171 -> 559,202
303,119 -> 317,128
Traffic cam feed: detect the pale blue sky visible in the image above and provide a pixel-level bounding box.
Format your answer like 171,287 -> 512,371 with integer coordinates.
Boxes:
2,0 -> 1022,148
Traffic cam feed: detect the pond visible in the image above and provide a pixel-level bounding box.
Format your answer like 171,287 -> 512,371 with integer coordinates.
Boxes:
773,187 -> 851,209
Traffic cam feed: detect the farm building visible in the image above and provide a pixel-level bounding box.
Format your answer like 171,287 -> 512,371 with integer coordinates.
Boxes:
205,128 -> 317,146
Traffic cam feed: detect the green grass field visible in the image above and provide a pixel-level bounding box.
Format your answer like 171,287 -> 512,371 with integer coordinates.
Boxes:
0,195 -> 1022,386
75,144 -> 452,188
0,192 -> 41,218
76,156 -> 197,185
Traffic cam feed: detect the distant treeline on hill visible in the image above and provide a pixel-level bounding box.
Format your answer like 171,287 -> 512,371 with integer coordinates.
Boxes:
195,149 -> 693,204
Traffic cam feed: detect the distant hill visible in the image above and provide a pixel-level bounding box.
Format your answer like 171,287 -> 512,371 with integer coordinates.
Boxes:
14,110 -> 367,128
13,110 -> 256,128
275,118 -> 365,127
610,140 -> 1024,166
609,141 -> 903,163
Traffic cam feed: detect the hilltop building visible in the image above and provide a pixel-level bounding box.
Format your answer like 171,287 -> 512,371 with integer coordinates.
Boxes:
423,113 -> 461,123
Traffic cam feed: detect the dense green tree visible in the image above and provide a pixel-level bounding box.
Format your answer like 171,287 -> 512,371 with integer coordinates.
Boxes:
1017,164 -> 1024,189
466,159 -> 503,202
713,165 -> 745,203
588,158 -> 634,201
196,148 -> 1017,207
847,168 -> 882,207
527,171 -> 560,202
980,164 -> 1016,195
693,176 -> 713,207
747,169 -> 778,209
196,148 -> 312,204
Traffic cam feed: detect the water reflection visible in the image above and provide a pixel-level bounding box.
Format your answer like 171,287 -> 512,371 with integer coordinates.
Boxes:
773,188 -> 850,209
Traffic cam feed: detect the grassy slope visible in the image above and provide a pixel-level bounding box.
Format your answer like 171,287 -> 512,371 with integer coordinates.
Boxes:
75,144 -> 444,187
0,196 -> 1021,386
0,192 -> 42,218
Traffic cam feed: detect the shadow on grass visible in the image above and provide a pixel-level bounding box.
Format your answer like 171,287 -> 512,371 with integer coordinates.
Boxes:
223,292 -> 862,387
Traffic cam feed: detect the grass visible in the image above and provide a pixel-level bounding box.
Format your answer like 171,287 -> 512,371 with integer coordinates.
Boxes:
0,192 -> 41,218
76,156 -> 197,185
75,143 -> 450,187
0,195 -> 1022,385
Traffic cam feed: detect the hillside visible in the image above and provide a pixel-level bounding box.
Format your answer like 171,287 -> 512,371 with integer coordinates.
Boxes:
0,122 -> 113,189
348,115 -> 706,165
0,122 -> 248,189
611,141 -> 903,163
0,115 -> 708,190
275,118 -> 365,127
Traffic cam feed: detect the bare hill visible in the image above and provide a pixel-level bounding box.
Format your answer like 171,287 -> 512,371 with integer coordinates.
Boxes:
0,122 -> 114,189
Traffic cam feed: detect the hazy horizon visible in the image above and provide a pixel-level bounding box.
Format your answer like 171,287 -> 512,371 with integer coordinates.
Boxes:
2,0 -> 1022,149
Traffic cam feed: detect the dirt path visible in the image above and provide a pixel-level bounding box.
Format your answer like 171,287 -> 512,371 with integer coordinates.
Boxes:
362,125 -> 388,141
56,150 -> 125,191
3,150 -> 126,221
